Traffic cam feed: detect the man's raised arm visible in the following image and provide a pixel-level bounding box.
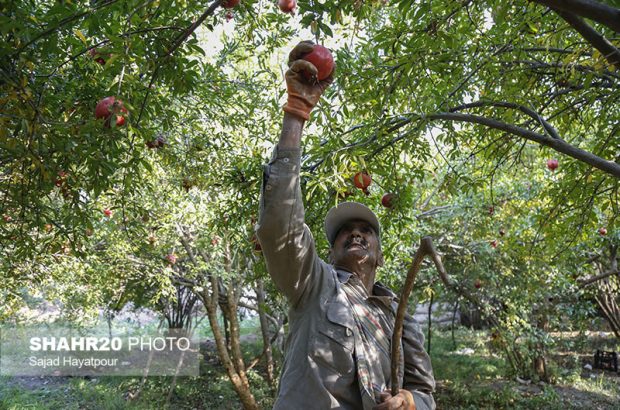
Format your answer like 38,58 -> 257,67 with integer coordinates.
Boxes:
255,42 -> 333,307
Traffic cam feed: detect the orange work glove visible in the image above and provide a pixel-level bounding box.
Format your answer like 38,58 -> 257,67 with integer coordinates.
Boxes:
283,41 -> 334,121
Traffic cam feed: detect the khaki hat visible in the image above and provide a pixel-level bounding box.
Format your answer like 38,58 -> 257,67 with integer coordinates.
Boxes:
324,202 -> 381,246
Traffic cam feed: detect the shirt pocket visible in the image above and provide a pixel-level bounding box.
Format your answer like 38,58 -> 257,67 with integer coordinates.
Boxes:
311,301 -> 355,376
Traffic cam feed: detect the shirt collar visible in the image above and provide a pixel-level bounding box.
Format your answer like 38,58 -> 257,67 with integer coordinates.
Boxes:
336,268 -> 398,307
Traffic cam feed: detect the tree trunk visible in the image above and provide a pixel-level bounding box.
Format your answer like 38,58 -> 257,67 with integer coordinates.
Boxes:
223,314 -> 230,350
595,282 -> 620,338
594,245 -> 620,339
203,276 -> 259,410
256,278 -> 275,387
178,228 -> 259,410
533,312 -> 549,382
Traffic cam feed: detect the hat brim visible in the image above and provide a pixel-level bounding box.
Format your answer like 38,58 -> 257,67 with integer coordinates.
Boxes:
324,202 -> 381,246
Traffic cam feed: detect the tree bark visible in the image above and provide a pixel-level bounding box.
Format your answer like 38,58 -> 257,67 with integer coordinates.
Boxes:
593,245 -> 620,339
529,0 -> 620,33
427,112 -> 620,178
554,9 -> 620,70
256,278 -> 275,387
202,275 -> 259,410
178,228 -> 259,410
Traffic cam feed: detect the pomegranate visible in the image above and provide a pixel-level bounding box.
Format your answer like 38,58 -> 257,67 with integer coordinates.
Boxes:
89,48 -> 106,65
547,159 -> 559,171
353,172 -> 371,190
222,0 -> 239,8
381,193 -> 396,208
95,96 -> 127,128
278,0 -> 296,13
166,253 -> 178,264
302,44 -> 334,81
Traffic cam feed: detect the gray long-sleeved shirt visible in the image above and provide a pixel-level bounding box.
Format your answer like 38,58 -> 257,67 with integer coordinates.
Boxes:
256,145 -> 436,409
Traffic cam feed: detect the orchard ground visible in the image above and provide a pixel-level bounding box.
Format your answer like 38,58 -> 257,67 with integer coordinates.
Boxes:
1,324 -> 618,410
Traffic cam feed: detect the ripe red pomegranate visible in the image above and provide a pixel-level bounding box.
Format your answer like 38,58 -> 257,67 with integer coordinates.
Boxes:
278,0 -> 296,13
95,96 -> 127,128
225,11 -> 234,21
89,48 -> 106,65
474,279 -> 482,289
166,253 -> 178,264
103,208 -> 112,218
381,193 -> 396,208
490,240 -> 498,248
302,44 -> 335,81
547,158 -> 559,171
353,172 -> 371,190
599,227 -> 607,236
222,0 -> 239,8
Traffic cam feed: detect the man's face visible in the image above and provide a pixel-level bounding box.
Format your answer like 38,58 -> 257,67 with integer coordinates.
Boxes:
330,219 -> 383,272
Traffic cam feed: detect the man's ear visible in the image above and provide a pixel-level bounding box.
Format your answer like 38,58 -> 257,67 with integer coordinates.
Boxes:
377,249 -> 384,268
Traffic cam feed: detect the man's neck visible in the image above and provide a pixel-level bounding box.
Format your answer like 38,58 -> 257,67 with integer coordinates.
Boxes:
335,264 -> 376,294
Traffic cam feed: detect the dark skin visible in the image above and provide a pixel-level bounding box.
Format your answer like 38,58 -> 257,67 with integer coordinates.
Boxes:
329,219 -> 384,294
279,41 -> 415,410
329,222 -> 415,409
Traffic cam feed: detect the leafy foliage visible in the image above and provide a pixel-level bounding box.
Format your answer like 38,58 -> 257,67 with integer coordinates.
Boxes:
1,0 -> 619,403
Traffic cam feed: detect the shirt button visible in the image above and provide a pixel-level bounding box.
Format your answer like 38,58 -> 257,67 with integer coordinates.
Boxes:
283,157 -> 289,163
345,328 -> 352,337
266,185 -> 272,191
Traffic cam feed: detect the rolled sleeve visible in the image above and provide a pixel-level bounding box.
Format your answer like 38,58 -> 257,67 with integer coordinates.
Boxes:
256,145 -> 320,307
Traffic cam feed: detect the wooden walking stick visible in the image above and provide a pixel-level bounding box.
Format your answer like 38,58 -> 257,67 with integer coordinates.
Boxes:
390,236 -> 447,396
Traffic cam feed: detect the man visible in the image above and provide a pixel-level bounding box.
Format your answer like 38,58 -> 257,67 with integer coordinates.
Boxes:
256,41 -> 435,410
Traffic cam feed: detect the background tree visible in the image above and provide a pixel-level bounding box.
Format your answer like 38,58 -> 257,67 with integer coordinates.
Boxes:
1,0 -> 619,406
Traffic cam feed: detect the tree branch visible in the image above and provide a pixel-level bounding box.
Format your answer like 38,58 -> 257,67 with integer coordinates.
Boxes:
449,101 -> 563,141
529,0 -> 620,33
12,0 -> 121,56
136,0 -> 223,126
553,9 -> 620,69
579,269 -> 619,287
426,112 -> 620,178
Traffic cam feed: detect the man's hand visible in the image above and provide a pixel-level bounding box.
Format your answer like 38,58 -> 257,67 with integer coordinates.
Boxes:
372,389 -> 416,410
283,41 -> 334,121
